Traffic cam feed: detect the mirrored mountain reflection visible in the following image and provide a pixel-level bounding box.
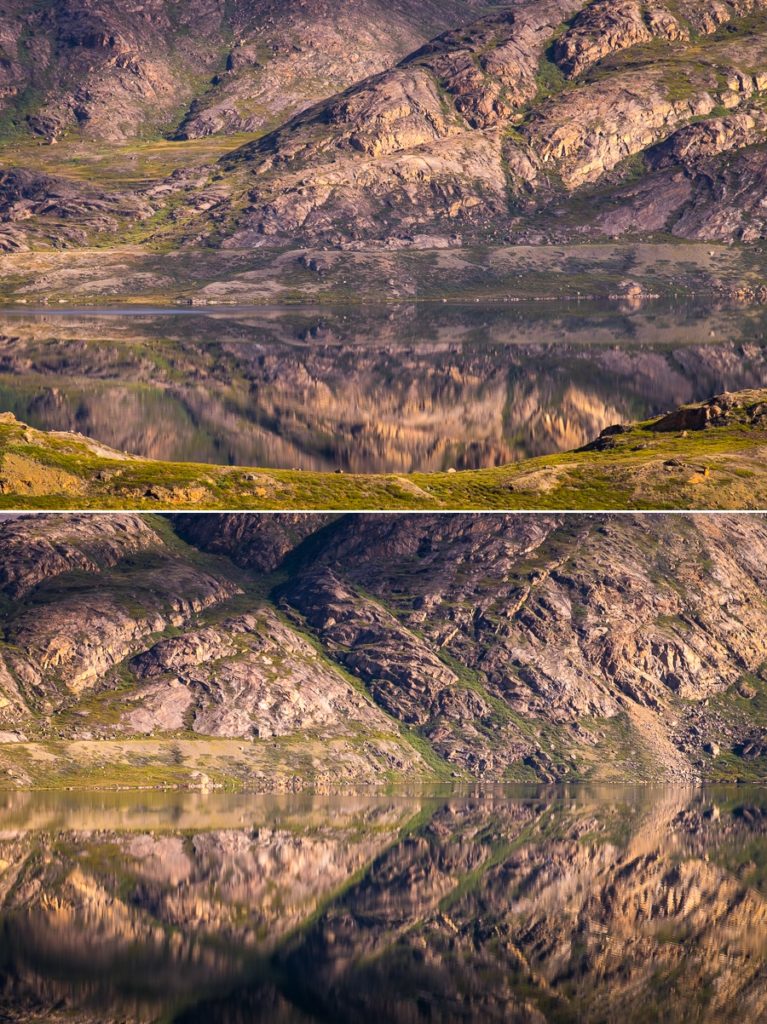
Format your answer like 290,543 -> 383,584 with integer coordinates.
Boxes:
0,787 -> 765,1023
3,300 -> 767,471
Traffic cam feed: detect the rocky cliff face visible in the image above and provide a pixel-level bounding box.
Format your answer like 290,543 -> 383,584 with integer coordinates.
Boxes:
200,0 -> 767,247
171,513 -> 335,572
0,513 -> 765,785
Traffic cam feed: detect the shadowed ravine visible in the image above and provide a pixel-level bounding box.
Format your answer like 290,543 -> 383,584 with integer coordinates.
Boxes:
0,787 -> 765,1023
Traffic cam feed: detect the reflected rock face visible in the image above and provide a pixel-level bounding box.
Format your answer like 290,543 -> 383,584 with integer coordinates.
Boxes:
0,788 -> 765,1022
2,303 -> 767,471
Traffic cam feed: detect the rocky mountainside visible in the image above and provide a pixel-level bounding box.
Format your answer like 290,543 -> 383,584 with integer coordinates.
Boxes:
0,0 -> 489,143
0,512 -> 765,786
5,1 -> 767,255
207,0 -> 767,247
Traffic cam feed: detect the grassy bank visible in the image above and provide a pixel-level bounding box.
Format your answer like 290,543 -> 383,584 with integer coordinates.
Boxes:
1,390 -> 767,510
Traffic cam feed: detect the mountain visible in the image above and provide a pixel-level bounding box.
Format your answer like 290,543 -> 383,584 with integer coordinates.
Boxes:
205,0 -> 767,247
0,511 -> 765,787
5,0 -> 767,264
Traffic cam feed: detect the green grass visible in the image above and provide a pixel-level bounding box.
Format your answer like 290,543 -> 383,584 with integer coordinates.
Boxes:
0,134 -> 261,186
535,50 -> 568,103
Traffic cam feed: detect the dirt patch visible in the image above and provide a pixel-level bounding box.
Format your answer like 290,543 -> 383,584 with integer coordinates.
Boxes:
627,703 -> 694,782
510,463 -> 570,494
394,476 -> 438,501
0,453 -> 85,496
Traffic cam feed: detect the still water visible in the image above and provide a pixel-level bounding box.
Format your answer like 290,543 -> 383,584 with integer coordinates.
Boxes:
0,786 -> 764,1022
2,300 -> 767,471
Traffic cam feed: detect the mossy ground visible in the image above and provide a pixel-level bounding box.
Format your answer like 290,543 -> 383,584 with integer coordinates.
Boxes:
0,134 -> 261,189
0,735 -> 442,792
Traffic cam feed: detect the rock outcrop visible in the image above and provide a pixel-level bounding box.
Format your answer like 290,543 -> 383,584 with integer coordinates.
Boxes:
197,0 -> 767,246
284,568 -> 468,726
554,0 -> 688,78
0,513 -> 161,598
127,608 -> 393,739
0,168 -> 154,249
171,513 -> 335,572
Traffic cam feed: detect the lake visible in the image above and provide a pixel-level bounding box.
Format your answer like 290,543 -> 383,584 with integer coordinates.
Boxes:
2,300 -> 767,472
0,786 -> 764,1022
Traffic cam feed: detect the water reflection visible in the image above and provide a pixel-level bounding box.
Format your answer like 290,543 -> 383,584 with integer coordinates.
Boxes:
0,786 -> 764,1022
2,301 -> 767,471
